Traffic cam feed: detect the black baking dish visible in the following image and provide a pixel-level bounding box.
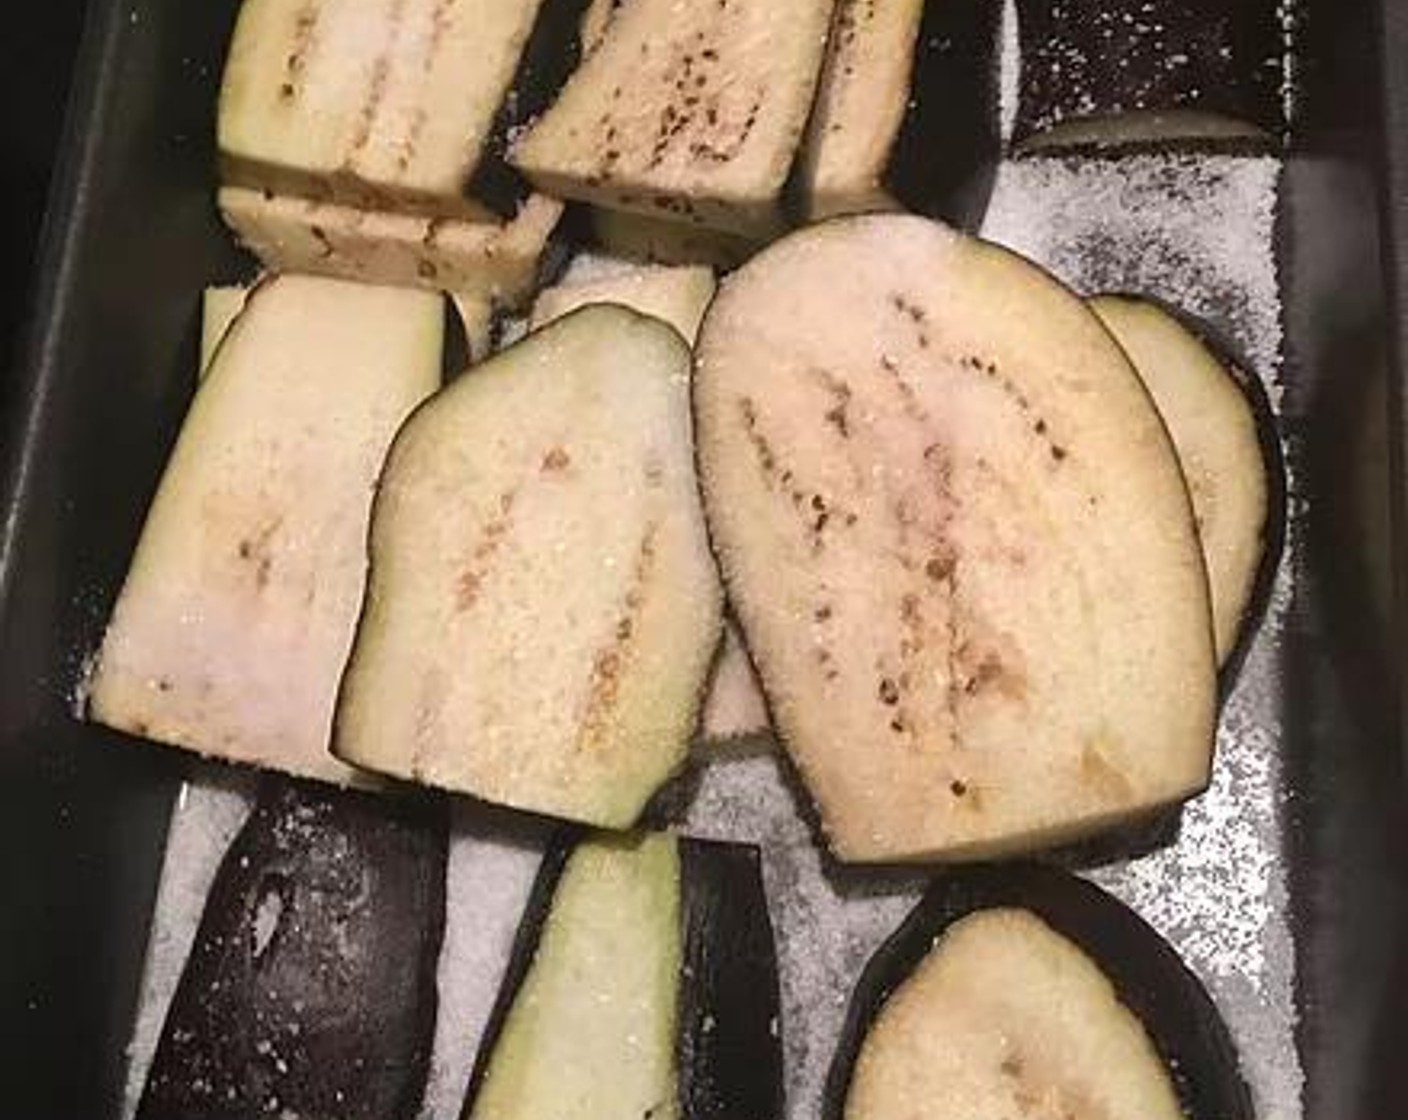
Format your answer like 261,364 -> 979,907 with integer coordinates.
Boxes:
1,0 -> 1406,1117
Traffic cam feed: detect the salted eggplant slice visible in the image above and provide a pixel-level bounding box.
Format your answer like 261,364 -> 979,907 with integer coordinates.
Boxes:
218,0 -> 554,216
464,833 -> 782,1120
700,622 -> 770,744
1012,0 -> 1286,151
220,188 -> 562,310
333,305 -> 723,828
510,0 -> 835,238
826,865 -> 1251,1120
136,779 -> 448,1120
797,0 -> 1001,225
693,214 -> 1216,863
89,276 -> 441,784
1091,295 -> 1274,667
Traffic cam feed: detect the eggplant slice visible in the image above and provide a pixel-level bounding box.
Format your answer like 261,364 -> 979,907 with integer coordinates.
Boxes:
89,275 -> 443,785
693,214 -> 1216,863
136,779 -> 448,1120
591,209 -> 757,270
699,622 -> 770,745
218,0 -> 552,216
826,864 -> 1251,1120
1091,294 -> 1273,668
199,285 -> 248,371
1012,0 -> 1286,151
797,0 -> 1001,226
334,305 -> 723,828
510,0 -> 835,238
464,833 -> 782,1120
220,188 -> 562,310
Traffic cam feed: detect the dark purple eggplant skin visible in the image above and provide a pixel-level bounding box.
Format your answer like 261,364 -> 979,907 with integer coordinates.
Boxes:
460,834 -> 784,1120
823,864 -> 1253,1120
1013,0 -> 1286,148
885,0 -> 1002,232
678,839 -> 785,1120
136,778 -> 448,1120
469,0 -> 599,215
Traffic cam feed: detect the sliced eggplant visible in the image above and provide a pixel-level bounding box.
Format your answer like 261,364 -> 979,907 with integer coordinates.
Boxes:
693,214 -> 1216,863
529,253 -> 717,341
510,0 -> 836,238
333,305 -> 723,828
217,0 -> 553,216
797,0 -> 1001,225
699,622 -> 770,745
1090,295 -> 1274,667
591,209 -> 757,270
464,833 -> 782,1120
89,275 -> 442,785
136,778 -> 448,1120
827,864 -> 1251,1120
199,285 -> 249,372
1012,0 -> 1286,151
219,187 -> 562,310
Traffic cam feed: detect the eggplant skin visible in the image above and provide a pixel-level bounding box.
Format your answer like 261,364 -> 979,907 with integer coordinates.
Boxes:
137,779 -> 448,1120
678,839 -> 784,1120
824,864 -> 1252,1120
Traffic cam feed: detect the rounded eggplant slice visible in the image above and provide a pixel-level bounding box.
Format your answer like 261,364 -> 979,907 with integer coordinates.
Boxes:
693,213 -> 1216,864
825,864 -> 1252,1120
1090,294 -> 1285,680
1011,0 -> 1287,152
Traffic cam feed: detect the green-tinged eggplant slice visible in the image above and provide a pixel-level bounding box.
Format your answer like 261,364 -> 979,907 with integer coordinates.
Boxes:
219,188 -> 562,310
1012,0 -> 1285,151
1090,294 -> 1279,670
826,864 -> 1251,1120
217,0 -> 579,216
693,214 -> 1216,863
510,0 -> 835,238
333,305 -> 722,828
136,779 -> 448,1120
89,275 -> 443,786
464,832 -> 782,1120
798,0 -> 1000,226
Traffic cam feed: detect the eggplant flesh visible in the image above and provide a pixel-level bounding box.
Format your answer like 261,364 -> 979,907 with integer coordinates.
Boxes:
464,833 -> 783,1120
136,779 -> 448,1120
693,213 -> 1216,863
826,864 -> 1252,1120
799,0 -> 1001,229
1012,0 -> 1286,150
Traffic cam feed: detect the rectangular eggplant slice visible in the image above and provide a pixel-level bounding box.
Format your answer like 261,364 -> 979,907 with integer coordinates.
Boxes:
136,779 -> 448,1120
199,285 -> 249,371
218,0 -> 550,216
843,909 -> 1183,1120
509,0 -> 836,238
333,305 -> 723,828
88,275 -> 443,785
1090,295 -> 1272,667
465,833 -> 782,1120
693,214 -> 1216,863
591,209 -> 757,270
220,187 -> 562,310
797,0 -> 1001,224
1011,0 -> 1287,150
